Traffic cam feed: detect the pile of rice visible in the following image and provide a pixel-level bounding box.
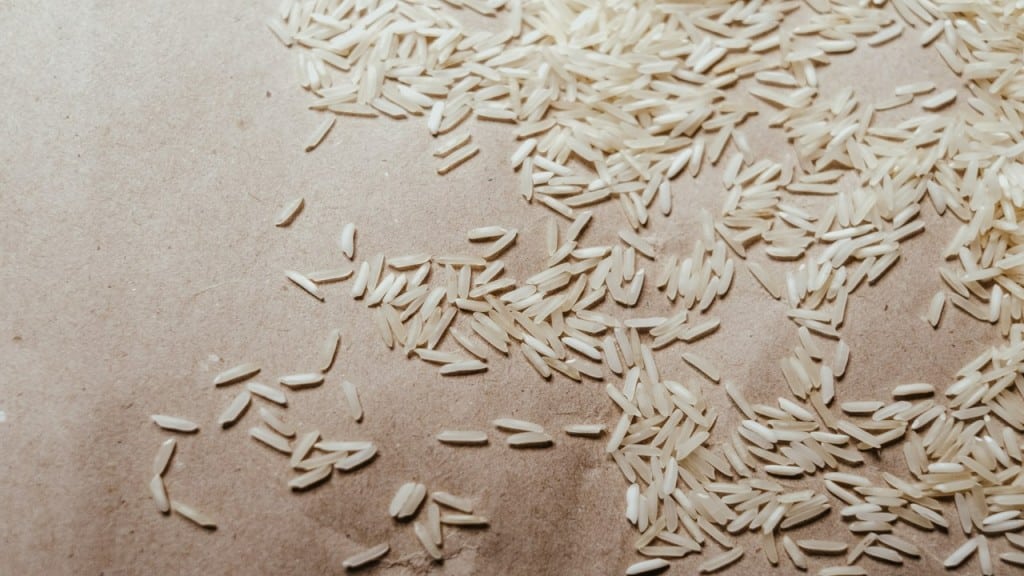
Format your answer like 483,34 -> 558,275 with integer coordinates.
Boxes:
153,0 -> 1024,573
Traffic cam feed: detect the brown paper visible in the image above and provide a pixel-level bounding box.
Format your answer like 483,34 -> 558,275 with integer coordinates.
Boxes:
0,1 -> 1004,574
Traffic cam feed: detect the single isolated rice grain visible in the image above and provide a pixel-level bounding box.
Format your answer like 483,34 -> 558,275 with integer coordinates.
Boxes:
150,475 -> 170,513
336,445 -> 378,472
218,390 -> 252,428
214,362 -> 261,386
437,430 -> 489,445
259,407 -> 296,437
279,372 -> 324,388
246,382 -> 288,405
319,328 -> 341,372
797,540 -> 847,554
171,500 -> 217,530
493,418 -> 545,433
339,223 -> 357,259
342,543 -> 389,571
945,537 -> 979,568
700,548 -> 744,573
304,116 -> 335,152
307,267 -> 353,283
427,502 -> 443,546
564,424 -> 605,437
507,431 -> 554,448
921,89 -> 957,110
341,380 -> 363,422
150,415 -> 199,433
249,426 -> 292,454
274,197 -> 304,227
439,360 -> 488,375
682,352 -> 721,382
285,270 -> 324,301
413,521 -> 443,561
290,430 -> 320,468
625,559 -> 671,575
439,514 -> 489,526
289,465 -> 332,491
433,491 -> 474,513
153,438 -> 176,476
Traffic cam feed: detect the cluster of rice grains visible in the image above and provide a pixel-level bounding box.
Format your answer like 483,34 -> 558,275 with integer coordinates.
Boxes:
153,0 -> 1024,573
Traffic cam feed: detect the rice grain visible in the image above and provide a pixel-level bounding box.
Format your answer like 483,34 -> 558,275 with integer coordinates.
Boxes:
153,438 -> 176,476
285,270 -> 324,301
342,543 -> 389,571
437,430 -> 489,445
214,363 -> 261,387
275,197 -> 304,227
150,415 -> 199,433
218,391 -> 252,428
171,500 -> 216,530
341,380 -> 363,422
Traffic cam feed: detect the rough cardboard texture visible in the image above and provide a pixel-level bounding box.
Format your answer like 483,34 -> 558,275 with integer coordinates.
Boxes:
0,1 -> 1006,575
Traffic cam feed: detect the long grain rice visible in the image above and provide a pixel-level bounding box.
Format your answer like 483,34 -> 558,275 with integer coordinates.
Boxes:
214,363 -> 261,386
437,430 -> 489,445
150,415 -> 199,433
153,438 -> 176,476
342,543 -> 389,570
275,197 -> 304,227
218,391 -> 252,428
171,500 -> 217,530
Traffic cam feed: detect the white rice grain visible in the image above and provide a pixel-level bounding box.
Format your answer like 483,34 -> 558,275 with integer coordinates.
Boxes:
171,500 -> 217,530
944,537 -> 979,568
304,116 -> 336,152
289,465 -> 332,491
892,383 -> 934,398
439,514 -> 489,526
626,559 -> 670,575
259,407 -> 295,437
339,223 -> 357,259
279,373 -> 324,388
390,482 -> 427,520
564,424 -> 605,437
152,438 -> 176,476
342,543 -> 389,570
249,426 -> 292,454
921,89 -> 956,110
218,391 -> 251,428
493,418 -> 544,433
274,197 -> 304,227
342,380 -> 363,422
507,432 -> 554,448
150,475 -> 169,514
285,270 -> 324,301
319,328 -> 341,372
437,430 -> 489,445
433,492 -> 474,513
307,267 -> 353,283
682,352 -> 720,383
150,415 -> 199,433
335,445 -> 378,471
437,145 -> 480,175
290,430 -> 320,468
699,548 -> 744,573
414,521 -> 443,561
246,382 -> 288,405
214,362 -> 261,386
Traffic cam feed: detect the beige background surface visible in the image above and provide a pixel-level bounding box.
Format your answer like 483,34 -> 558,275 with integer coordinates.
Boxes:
0,1 -> 1007,574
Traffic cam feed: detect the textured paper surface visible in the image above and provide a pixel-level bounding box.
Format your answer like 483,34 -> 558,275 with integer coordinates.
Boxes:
0,1 -> 1005,574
